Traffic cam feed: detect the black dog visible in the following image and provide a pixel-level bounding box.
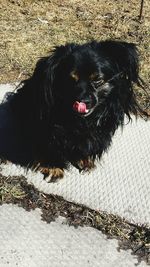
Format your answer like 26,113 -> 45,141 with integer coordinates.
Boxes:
9,40 -> 147,181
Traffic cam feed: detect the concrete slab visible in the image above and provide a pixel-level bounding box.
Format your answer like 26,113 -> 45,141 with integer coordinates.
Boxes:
0,204 -> 147,267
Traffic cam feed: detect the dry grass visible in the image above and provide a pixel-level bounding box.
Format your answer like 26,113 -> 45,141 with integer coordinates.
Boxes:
0,0 -> 149,112
0,0 -> 149,83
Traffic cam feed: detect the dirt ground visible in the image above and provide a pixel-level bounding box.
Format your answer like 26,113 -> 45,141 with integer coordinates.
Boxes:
0,0 -> 149,78
0,0 -> 149,110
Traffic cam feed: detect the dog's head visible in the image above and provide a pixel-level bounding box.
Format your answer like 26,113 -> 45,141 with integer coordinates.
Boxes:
14,40 -> 147,122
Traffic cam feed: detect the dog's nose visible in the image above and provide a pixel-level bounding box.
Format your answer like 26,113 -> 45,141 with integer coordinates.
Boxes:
82,95 -> 92,103
80,95 -> 93,109
82,93 -> 93,102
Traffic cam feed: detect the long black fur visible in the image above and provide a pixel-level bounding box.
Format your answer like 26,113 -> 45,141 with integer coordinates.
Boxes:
9,40 -> 148,177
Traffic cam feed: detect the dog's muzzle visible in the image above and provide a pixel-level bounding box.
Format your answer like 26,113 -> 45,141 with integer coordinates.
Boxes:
73,94 -> 98,117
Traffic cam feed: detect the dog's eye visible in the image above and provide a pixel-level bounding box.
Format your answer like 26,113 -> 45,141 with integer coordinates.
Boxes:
90,73 -> 99,81
70,71 -> 79,82
90,73 -> 104,82
90,73 -> 105,88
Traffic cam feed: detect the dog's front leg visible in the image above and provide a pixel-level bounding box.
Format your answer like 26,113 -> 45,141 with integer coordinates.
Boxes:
40,167 -> 64,182
73,158 -> 96,173
31,162 -> 64,183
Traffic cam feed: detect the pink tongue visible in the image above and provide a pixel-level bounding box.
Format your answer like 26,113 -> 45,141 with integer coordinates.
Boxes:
73,101 -> 88,113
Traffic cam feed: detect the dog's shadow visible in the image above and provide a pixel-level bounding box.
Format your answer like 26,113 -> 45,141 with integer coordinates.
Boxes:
0,92 -> 33,167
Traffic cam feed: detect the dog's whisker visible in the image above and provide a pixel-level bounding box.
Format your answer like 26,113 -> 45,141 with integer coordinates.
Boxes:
91,71 -> 125,90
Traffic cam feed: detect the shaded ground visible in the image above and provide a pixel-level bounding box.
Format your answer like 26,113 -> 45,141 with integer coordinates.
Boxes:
0,173 -> 149,265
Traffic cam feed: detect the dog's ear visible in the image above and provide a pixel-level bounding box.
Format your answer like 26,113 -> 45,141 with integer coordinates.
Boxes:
94,40 -> 148,118
97,40 -> 139,83
31,43 -> 76,108
12,44 -> 75,120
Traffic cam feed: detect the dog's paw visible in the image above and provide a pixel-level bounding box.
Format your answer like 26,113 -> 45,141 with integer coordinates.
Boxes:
31,162 -> 64,182
74,158 -> 96,173
40,167 -> 64,183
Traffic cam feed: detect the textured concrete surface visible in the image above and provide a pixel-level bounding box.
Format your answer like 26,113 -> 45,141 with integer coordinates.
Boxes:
0,205 -> 147,267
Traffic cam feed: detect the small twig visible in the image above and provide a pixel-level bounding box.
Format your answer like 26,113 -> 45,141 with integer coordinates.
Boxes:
84,211 -> 94,225
139,0 -> 144,20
